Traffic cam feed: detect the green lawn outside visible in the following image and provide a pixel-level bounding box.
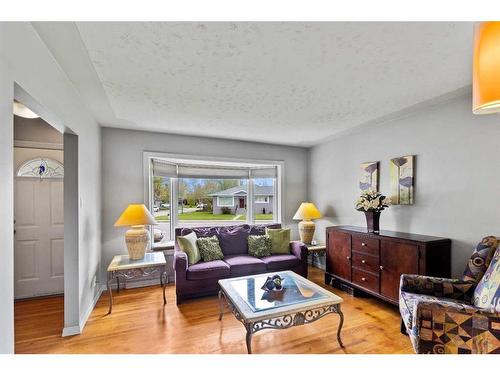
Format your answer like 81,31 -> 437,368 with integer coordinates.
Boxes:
154,212 -> 273,221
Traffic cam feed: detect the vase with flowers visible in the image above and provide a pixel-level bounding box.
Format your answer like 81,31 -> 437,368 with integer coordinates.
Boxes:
355,190 -> 390,233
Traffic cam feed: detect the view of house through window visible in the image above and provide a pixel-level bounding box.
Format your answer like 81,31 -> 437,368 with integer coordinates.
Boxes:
148,156 -> 280,247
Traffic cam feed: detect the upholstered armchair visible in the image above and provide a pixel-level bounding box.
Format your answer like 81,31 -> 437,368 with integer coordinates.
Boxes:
399,236 -> 500,354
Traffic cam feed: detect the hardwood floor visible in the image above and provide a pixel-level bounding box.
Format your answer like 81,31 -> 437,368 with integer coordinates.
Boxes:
14,266 -> 413,354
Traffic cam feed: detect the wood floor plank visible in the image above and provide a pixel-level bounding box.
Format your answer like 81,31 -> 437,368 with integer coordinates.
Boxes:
14,267 -> 413,354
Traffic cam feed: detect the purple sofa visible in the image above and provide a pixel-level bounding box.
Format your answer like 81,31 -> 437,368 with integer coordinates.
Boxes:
174,224 -> 308,304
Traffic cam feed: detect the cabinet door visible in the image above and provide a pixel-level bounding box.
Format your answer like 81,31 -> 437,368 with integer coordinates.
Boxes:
380,240 -> 418,301
327,230 -> 351,281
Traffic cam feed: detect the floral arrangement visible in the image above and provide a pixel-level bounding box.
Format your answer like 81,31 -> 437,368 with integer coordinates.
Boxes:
355,190 -> 391,212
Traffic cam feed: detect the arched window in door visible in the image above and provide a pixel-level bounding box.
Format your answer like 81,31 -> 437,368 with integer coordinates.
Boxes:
17,157 -> 64,179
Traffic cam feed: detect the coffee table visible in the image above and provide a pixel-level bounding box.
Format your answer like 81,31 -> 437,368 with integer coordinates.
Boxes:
218,270 -> 344,354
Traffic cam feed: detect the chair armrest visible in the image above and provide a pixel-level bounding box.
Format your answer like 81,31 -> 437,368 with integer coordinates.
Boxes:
412,298 -> 500,353
173,242 -> 188,274
290,241 -> 308,260
400,274 -> 475,301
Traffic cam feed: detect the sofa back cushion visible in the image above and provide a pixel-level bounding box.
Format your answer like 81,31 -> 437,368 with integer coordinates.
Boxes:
473,245 -> 500,312
217,224 -> 251,256
461,236 -> 499,283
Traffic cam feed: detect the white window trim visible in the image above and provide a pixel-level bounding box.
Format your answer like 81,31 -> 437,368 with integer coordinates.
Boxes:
217,196 -> 235,207
143,151 -> 284,249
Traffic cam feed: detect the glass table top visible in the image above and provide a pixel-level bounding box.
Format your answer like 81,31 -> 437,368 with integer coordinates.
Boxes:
107,252 -> 166,271
227,273 -> 328,313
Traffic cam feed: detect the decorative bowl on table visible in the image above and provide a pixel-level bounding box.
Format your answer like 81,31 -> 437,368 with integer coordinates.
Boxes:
261,274 -> 285,292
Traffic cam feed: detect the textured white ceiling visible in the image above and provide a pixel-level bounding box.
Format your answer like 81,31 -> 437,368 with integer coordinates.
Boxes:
45,22 -> 474,146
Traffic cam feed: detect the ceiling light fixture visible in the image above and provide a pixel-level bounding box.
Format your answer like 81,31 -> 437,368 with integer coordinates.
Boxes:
13,100 -> 40,119
473,22 -> 500,115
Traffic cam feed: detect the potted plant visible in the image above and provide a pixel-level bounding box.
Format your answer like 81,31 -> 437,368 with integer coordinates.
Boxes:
355,190 -> 390,233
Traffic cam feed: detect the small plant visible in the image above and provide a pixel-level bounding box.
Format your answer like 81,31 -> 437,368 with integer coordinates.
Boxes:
355,190 -> 391,212
221,207 -> 232,215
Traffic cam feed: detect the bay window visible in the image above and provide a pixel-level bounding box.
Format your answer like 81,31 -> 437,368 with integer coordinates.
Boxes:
144,153 -> 282,248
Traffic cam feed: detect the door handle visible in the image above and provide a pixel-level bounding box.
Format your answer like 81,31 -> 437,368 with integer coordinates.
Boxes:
379,266 -> 384,270
361,277 -> 366,281
361,259 -> 366,264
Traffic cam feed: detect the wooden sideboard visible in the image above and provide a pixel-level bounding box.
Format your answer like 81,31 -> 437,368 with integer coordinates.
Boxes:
325,226 -> 451,305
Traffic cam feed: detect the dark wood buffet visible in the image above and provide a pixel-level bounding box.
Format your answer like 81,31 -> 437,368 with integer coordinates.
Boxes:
325,226 -> 451,305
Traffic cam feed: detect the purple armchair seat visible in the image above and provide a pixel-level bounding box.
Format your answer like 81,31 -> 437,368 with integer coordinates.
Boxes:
174,224 -> 308,304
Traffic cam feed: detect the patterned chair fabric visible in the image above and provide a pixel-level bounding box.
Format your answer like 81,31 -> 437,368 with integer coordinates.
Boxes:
399,236 -> 500,354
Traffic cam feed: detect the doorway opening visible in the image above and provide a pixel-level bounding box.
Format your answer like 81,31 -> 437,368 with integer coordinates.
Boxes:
13,99 -> 66,346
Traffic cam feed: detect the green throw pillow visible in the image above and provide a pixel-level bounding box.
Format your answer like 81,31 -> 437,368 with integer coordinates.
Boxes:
266,228 -> 290,254
177,231 -> 201,265
248,235 -> 272,257
197,236 -> 224,262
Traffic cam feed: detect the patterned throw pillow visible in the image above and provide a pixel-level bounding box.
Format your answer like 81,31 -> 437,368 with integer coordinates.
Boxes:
461,236 -> 499,283
177,231 -> 201,265
473,246 -> 500,312
248,235 -> 272,257
197,236 -> 224,262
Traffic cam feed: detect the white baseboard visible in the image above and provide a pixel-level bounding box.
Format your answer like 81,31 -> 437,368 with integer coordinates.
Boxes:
61,283 -> 105,337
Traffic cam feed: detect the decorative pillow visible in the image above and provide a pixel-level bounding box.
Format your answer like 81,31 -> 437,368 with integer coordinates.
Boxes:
265,228 -> 290,254
197,236 -> 224,262
473,246 -> 500,312
248,235 -> 272,257
177,232 -> 201,265
461,236 -> 499,283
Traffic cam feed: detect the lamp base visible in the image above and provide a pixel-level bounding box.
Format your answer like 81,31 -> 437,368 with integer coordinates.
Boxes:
298,220 -> 315,245
125,225 -> 150,260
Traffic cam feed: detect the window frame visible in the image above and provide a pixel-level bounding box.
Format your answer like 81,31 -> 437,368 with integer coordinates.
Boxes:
254,195 -> 269,203
217,196 -> 235,207
143,152 -> 284,251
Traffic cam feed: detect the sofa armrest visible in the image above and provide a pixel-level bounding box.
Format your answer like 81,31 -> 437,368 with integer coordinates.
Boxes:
173,242 -> 188,274
400,274 -> 475,301
290,241 -> 308,260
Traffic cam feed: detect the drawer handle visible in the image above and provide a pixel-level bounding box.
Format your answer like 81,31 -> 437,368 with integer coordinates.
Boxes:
346,256 -> 351,260
379,266 -> 384,270
361,277 -> 366,281
361,242 -> 367,246
361,259 -> 366,264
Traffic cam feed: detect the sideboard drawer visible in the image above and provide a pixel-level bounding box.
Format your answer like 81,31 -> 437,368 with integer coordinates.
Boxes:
352,235 -> 379,256
352,268 -> 379,293
352,252 -> 380,274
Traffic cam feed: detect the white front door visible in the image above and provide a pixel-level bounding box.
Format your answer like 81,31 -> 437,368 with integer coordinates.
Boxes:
14,177 -> 64,298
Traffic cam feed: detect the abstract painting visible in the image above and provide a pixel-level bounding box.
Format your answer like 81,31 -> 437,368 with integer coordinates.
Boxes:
390,155 -> 414,205
359,161 -> 379,192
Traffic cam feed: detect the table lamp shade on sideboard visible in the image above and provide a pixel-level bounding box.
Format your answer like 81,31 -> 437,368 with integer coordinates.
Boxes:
293,202 -> 322,245
114,204 -> 157,260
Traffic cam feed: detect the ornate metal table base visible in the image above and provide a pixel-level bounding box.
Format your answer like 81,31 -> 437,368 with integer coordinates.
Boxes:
107,265 -> 168,314
218,290 -> 344,354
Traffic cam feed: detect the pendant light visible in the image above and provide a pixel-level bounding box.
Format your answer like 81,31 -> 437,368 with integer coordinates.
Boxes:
473,22 -> 500,114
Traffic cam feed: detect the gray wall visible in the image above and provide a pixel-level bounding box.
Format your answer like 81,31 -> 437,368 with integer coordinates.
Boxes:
101,127 -> 308,282
0,23 -> 102,352
309,94 -> 500,277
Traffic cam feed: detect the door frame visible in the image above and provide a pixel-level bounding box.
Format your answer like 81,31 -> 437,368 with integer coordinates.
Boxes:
13,84 -> 80,337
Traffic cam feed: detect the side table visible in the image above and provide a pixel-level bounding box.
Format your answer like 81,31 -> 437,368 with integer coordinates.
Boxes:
106,252 -> 168,314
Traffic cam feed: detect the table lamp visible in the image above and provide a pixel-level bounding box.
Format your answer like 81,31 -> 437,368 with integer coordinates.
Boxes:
114,204 -> 158,260
293,202 -> 322,245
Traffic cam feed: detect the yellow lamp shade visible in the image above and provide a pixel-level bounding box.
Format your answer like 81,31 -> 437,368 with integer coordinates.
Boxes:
473,22 -> 500,114
293,202 -> 322,221
114,204 -> 157,227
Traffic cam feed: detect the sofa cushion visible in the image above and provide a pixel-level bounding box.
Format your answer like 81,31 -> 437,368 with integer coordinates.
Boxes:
177,231 -> 201,265
266,228 -> 291,254
177,226 -> 219,238
248,235 -> 272,257
217,225 -> 251,256
250,223 -> 281,235
473,246 -> 500,312
461,236 -> 499,283
224,255 -> 267,276
261,254 -> 300,271
197,235 -> 224,262
186,260 -> 230,281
